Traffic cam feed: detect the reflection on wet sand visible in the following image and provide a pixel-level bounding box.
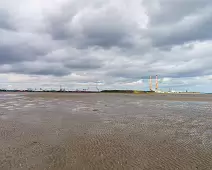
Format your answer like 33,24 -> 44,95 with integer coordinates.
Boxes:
0,93 -> 212,169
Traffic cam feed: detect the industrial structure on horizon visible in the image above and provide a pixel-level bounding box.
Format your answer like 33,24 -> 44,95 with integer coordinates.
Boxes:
0,74 -> 200,94
148,75 -> 200,94
149,75 -> 159,92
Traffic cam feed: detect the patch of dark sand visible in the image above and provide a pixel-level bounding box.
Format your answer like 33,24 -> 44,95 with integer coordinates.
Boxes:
120,93 -> 212,102
24,92 -> 99,99
25,92 -> 212,102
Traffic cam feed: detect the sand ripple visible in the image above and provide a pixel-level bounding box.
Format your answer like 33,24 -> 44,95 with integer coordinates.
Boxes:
0,93 -> 212,169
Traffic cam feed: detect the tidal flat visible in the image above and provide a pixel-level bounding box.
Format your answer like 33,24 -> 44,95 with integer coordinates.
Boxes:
0,92 -> 212,169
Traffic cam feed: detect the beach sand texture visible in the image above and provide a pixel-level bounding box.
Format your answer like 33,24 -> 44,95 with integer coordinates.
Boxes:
0,92 -> 212,169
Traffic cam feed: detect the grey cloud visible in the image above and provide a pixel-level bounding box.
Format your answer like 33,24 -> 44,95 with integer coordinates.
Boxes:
107,66 -> 152,80
0,9 -> 15,30
64,58 -> 104,70
0,29 -> 58,65
143,0 -> 212,26
45,0 -> 88,40
150,12 -> 212,47
144,0 -> 212,47
0,62 -> 71,76
26,68 -> 70,77
46,12 -> 75,40
45,0 -> 141,49
106,56 -> 212,80
79,11 -> 135,48
0,44 -> 44,64
0,0 -> 212,90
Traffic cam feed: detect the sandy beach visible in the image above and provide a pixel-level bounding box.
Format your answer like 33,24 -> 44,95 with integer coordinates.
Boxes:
0,92 -> 212,169
25,92 -> 212,101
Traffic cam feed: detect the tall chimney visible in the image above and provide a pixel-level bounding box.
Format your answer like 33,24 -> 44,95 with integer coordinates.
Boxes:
155,75 -> 158,90
149,76 -> 152,91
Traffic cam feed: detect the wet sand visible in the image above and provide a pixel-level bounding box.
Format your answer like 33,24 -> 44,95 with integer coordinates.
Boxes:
25,92 -> 212,101
0,92 -> 212,169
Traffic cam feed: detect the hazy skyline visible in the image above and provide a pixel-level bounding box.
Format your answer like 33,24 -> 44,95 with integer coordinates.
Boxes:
0,0 -> 212,92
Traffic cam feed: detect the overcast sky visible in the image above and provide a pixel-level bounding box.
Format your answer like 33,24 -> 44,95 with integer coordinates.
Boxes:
0,0 -> 212,92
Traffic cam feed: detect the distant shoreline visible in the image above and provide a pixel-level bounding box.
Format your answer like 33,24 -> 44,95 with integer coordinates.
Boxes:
0,89 -> 153,93
1,91 -> 211,102
0,89 -> 201,94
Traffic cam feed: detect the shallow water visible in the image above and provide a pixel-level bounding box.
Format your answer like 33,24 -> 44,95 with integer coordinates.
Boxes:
0,93 -> 212,169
